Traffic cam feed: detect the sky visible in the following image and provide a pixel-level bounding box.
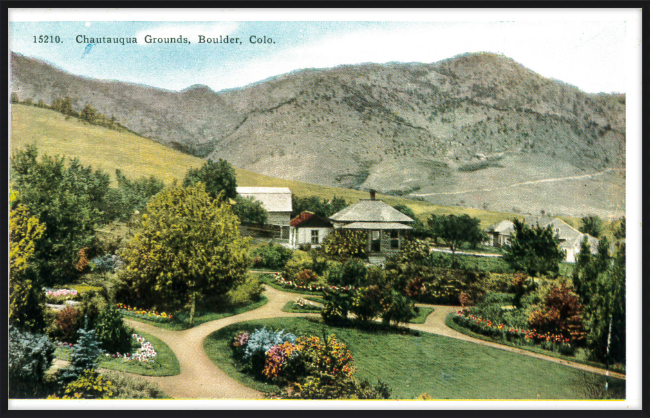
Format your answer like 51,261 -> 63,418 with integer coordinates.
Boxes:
9,14 -> 631,95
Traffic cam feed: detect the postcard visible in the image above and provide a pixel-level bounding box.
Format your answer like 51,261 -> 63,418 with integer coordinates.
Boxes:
6,6 -> 642,412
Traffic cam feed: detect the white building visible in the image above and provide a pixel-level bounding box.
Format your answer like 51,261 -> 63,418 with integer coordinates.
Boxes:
236,187 -> 292,239
289,212 -> 333,249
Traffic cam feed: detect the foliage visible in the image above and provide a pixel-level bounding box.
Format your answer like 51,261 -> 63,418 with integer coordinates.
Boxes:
321,288 -> 351,324
59,318 -> 102,384
393,204 -> 428,237
242,327 -> 297,377
90,253 -> 124,273
283,250 -> 314,282
380,290 -> 417,326
332,258 -> 368,287
96,371 -> 168,399
75,247 -> 90,273
49,306 -> 84,343
95,304 -> 132,354
117,184 -> 250,325
10,192 -> 48,332
291,195 -> 348,219
183,159 -> 238,200
232,195 -> 269,224
57,370 -> 115,399
226,275 -> 264,306
427,214 -> 486,264
579,215 -> 603,238
573,236 -> 611,306
528,282 -> 584,342
350,286 -> 383,323
251,244 -> 293,270
295,269 -> 319,286
103,169 -> 164,223
8,327 -> 55,398
397,238 -> 430,263
11,145 -> 111,284
321,229 -> 367,259
503,218 -> 566,277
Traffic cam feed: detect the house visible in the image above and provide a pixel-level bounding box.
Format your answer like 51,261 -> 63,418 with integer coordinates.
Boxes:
236,187 -> 292,239
485,216 -> 599,263
329,190 -> 414,264
289,212 -> 333,249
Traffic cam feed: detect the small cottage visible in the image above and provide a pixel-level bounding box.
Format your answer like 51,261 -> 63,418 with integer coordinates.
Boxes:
329,191 -> 414,264
289,212 -> 333,249
236,187 -> 292,239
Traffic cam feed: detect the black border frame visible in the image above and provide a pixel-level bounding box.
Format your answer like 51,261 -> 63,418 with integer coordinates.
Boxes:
2,1 -> 647,417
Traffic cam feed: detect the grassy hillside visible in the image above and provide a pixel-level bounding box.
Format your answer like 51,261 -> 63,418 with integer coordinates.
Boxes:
10,104 -> 524,227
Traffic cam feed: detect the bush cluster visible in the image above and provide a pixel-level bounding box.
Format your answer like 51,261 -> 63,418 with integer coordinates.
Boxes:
251,244 -> 293,270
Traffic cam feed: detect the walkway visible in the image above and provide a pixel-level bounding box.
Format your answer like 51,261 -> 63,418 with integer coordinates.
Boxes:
105,284 -> 624,399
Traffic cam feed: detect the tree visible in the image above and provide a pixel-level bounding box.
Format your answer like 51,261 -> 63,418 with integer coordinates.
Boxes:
321,230 -> 367,259
59,317 -> 102,384
9,327 -> 55,398
291,195 -> 348,218
573,236 -> 611,306
9,191 -> 47,332
11,92 -> 20,103
80,103 -> 98,124
503,218 -> 565,277
393,205 -> 428,238
232,195 -> 268,224
528,282 -> 584,341
579,215 -> 603,238
118,184 -> 250,326
94,304 -> 132,354
427,214 -> 486,264
103,169 -> 164,222
11,146 -> 111,284
183,159 -> 237,200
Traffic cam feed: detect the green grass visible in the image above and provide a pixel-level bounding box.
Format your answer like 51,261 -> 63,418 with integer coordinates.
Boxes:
280,301 -> 323,313
54,330 -> 180,377
444,312 -> 623,375
124,296 -> 268,331
11,104 -> 520,228
258,274 -> 325,296
203,317 -> 624,400
410,307 -> 435,324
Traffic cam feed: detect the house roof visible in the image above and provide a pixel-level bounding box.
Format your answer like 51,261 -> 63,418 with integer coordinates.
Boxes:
495,216 -> 600,250
341,222 -> 413,230
290,212 -> 333,228
486,220 -> 515,234
329,200 -> 415,223
236,187 -> 292,212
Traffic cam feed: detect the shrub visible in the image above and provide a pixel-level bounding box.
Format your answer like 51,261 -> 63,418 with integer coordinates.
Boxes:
366,266 -> 386,287
58,370 -> 114,399
50,306 -> 83,343
528,282 -> 584,341
243,327 -> 297,376
95,304 -> 132,354
324,261 -> 344,286
309,252 -> 329,276
78,292 -> 107,330
295,269 -> 319,286
340,259 -> 368,287
75,248 -> 91,273
350,286 -> 382,323
9,327 -> 55,398
380,290 -> 417,326
10,278 -> 46,333
321,289 -> 351,324
251,244 -> 293,270
102,370 -> 168,399
398,239 -> 430,263
226,275 -> 263,306
89,254 -> 124,273
263,341 -> 301,381
321,230 -> 367,259
283,251 -> 314,282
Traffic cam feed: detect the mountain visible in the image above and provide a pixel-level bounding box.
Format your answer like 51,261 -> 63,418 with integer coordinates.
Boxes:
10,52 -> 625,217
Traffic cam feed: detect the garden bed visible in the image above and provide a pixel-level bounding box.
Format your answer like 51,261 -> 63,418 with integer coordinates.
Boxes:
409,307 -> 435,324
120,296 -> 268,331
204,317 -> 624,400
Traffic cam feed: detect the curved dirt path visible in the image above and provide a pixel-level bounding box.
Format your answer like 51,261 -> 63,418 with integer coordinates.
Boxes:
119,285 -> 624,399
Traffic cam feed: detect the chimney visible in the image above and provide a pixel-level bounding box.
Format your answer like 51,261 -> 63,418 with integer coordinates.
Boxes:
369,189 -> 376,201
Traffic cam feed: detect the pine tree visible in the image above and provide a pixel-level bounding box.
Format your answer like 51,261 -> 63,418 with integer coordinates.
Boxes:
60,316 -> 101,384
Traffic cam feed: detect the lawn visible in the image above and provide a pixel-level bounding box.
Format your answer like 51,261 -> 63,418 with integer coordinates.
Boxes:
54,330 -> 180,377
203,317 -> 624,400
410,307 -> 435,324
280,300 -> 323,314
123,296 -> 268,331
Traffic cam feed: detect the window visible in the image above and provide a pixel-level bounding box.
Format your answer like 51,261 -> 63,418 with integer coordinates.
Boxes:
391,230 -> 399,249
311,230 -> 319,244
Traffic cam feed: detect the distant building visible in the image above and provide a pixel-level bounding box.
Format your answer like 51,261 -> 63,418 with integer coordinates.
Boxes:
485,216 -> 599,263
329,190 -> 414,264
236,187 -> 292,239
289,212 -> 333,249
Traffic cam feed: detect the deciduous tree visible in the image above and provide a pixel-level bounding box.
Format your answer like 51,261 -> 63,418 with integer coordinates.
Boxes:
183,159 -> 238,200
427,214 -> 486,264
503,218 -> 565,276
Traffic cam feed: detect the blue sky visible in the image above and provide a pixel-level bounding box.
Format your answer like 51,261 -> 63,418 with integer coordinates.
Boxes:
10,20 -> 628,94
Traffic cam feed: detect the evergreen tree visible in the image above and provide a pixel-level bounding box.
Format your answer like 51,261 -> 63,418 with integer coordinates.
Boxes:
579,215 -> 603,238
60,317 -> 101,384
80,103 -> 97,124
9,327 -> 55,398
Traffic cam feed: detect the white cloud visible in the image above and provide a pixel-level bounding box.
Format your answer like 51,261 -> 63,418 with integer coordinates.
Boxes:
135,22 -> 239,46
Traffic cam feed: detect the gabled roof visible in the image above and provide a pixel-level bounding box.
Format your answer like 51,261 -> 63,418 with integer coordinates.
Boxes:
342,222 -> 413,230
329,200 -> 415,223
236,187 -> 292,212
486,220 -> 515,234
290,212 -> 333,228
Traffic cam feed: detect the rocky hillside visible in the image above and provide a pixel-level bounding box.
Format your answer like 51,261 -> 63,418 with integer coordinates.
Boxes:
11,52 -> 625,216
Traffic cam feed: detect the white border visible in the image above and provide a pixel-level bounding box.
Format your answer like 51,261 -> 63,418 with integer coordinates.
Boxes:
8,7 -> 643,411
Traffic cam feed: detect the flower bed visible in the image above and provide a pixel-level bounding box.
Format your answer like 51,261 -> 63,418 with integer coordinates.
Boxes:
273,272 -> 356,293
44,288 -> 79,304
104,334 -> 157,363
453,309 -> 575,355
116,303 -> 172,323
